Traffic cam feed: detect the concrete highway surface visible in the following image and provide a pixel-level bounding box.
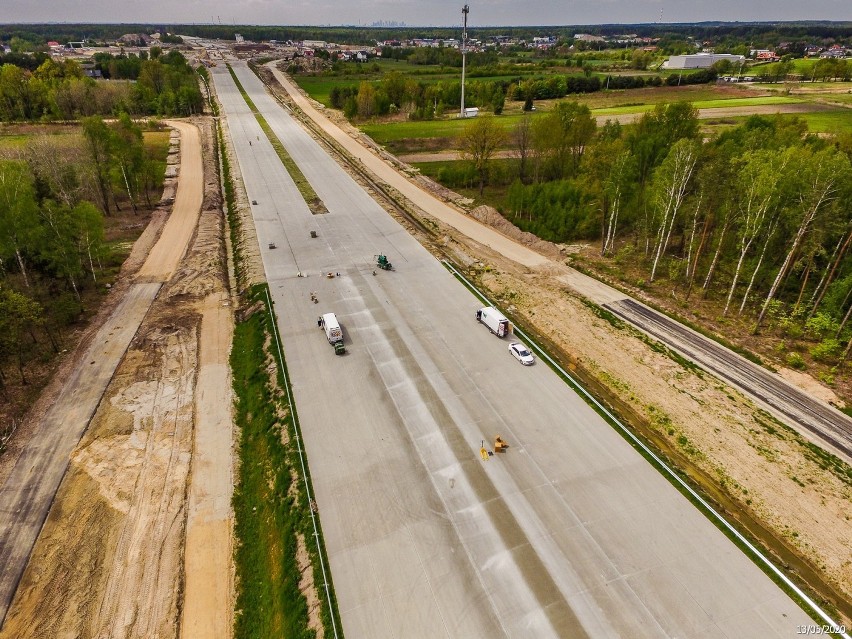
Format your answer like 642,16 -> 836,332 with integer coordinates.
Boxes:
266,60 -> 852,467
213,60 -> 813,638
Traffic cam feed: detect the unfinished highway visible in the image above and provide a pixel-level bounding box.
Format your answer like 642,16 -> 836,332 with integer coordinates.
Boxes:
212,59 -> 815,638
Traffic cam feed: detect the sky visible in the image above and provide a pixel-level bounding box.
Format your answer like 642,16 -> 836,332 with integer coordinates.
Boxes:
2,0 -> 851,27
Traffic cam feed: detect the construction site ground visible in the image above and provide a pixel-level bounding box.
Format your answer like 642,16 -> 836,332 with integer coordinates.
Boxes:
0,57 -> 847,637
266,65 -> 852,626
0,116 -> 235,639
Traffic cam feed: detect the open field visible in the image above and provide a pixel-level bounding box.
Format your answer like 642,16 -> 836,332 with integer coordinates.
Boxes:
701,110 -> 852,136
590,95 -> 806,115
794,111 -> 852,134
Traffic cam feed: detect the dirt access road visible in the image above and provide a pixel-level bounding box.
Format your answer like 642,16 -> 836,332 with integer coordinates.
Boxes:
269,64 -> 852,622
0,118 -> 234,639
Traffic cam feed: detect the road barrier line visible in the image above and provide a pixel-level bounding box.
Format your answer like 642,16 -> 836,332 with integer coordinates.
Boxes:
442,259 -> 850,638
264,287 -> 340,639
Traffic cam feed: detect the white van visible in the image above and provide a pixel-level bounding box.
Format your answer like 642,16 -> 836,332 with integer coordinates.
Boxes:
318,313 -> 345,354
476,306 -> 510,338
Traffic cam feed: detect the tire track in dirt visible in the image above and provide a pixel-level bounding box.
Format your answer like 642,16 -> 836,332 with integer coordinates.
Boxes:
0,118 -> 235,638
93,327 -> 195,638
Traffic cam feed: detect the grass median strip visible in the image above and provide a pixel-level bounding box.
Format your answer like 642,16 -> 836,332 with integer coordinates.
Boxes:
227,63 -> 327,215
230,284 -> 342,638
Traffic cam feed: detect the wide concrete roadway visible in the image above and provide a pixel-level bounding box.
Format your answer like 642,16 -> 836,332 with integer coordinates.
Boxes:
213,60 -> 812,638
267,61 -> 852,466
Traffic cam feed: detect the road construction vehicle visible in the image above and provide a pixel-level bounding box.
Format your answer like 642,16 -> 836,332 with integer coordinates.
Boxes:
376,254 -> 393,271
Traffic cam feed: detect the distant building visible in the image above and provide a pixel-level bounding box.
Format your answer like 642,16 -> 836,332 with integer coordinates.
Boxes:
819,46 -> 850,59
750,49 -> 780,61
574,33 -> 605,43
302,40 -> 327,49
80,62 -> 102,79
662,53 -> 745,69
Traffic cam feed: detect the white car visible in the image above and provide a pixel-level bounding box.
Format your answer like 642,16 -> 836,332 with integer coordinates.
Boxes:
508,342 -> 535,365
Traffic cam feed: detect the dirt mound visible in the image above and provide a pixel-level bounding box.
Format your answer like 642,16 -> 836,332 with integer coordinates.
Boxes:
468,205 -> 563,260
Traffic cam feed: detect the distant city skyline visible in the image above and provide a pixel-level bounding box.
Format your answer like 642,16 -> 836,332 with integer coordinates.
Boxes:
2,0 -> 851,28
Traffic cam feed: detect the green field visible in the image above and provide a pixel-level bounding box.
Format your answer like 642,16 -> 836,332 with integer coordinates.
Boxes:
590,95 -> 806,115
361,114 -> 526,147
361,93 -> 814,149
292,76 -> 359,107
790,58 -> 819,73
814,92 -> 852,104
0,134 -> 34,150
795,111 -> 852,134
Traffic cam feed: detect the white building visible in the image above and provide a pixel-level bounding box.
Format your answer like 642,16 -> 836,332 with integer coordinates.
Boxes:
662,53 -> 745,69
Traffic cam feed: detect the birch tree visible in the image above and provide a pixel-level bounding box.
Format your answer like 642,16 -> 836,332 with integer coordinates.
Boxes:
0,160 -> 41,288
722,150 -> 787,315
601,149 -> 635,256
81,116 -> 114,216
755,147 -> 851,331
649,139 -> 700,282
512,113 -> 533,184
111,113 -> 143,215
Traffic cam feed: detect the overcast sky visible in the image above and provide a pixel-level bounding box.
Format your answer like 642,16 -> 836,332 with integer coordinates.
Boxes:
4,0 -> 851,27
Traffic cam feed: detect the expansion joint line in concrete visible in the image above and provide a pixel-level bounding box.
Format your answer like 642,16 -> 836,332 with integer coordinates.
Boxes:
441,259 -> 852,639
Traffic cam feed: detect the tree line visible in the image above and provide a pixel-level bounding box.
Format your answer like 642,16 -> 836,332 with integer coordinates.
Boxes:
324,67 -> 715,122
0,115 -> 164,395
0,49 -> 203,121
458,106 -> 852,363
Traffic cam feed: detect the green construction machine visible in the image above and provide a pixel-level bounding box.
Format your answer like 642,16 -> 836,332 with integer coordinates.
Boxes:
376,254 -> 393,271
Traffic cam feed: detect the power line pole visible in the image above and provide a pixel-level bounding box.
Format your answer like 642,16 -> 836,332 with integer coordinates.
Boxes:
460,4 -> 469,118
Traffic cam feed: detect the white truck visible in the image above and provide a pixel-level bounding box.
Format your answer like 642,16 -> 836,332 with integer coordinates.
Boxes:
318,312 -> 345,354
476,306 -> 510,338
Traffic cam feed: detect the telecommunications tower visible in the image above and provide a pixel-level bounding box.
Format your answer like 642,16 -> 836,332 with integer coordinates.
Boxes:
460,4 -> 469,117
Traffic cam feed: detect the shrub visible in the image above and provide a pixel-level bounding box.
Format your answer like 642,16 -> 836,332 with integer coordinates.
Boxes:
786,352 -> 806,369
810,338 -> 841,363
805,312 -> 840,340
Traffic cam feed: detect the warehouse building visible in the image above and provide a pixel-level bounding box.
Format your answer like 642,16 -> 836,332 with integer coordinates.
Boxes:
662,53 -> 745,69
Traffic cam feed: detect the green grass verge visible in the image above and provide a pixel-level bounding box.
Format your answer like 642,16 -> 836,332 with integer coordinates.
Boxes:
216,116 -> 246,286
230,285 -> 343,639
231,294 -> 307,637
227,64 -> 326,215
219,71 -> 342,635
